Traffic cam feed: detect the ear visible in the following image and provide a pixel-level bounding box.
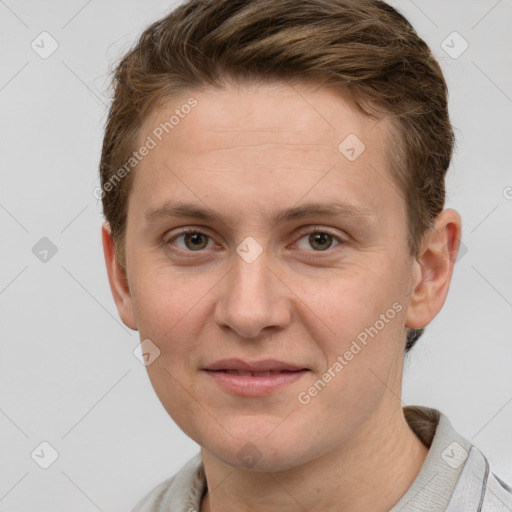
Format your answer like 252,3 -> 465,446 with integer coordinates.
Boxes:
101,222 -> 138,330
405,209 -> 462,330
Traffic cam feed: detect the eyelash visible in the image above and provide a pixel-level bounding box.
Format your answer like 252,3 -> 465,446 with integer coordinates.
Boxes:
165,227 -> 345,255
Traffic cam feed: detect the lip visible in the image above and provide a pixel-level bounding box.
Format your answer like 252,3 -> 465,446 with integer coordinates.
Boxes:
203,359 -> 310,397
204,358 -> 307,372
204,368 -> 309,396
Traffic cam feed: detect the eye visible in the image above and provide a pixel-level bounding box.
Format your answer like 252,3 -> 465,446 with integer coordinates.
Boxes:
294,228 -> 343,252
167,229 -> 215,252
165,227 -> 345,254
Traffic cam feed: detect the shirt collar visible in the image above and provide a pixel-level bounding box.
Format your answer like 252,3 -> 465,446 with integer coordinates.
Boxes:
390,405 -> 473,511
158,406 -> 474,512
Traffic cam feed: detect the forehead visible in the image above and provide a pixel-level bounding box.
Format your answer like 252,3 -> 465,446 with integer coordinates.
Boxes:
142,81 -> 386,156
131,81 -> 402,227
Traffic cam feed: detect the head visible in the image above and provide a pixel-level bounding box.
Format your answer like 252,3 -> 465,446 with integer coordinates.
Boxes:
101,0 -> 461,470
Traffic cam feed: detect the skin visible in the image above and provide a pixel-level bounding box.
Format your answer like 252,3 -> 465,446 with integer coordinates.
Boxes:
102,81 -> 462,512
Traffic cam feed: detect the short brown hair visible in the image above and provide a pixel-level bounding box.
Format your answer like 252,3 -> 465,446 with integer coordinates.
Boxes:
99,0 -> 455,353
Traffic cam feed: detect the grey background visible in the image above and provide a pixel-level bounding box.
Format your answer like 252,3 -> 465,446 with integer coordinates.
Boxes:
0,0 -> 511,510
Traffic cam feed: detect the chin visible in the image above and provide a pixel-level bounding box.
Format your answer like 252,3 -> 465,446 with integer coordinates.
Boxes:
200,420 -> 313,472
203,439 -> 310,473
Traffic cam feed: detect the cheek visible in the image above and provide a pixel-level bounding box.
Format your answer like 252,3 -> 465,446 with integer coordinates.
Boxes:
305,267 -> 398,339
145,360 -> 205,442
308,309 -> 405,429
309,265 -> 407,381
130,264 -> 207,342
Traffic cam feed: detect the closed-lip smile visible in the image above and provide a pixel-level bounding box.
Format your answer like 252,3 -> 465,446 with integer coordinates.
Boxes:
203,358 -> 310,396
204,358 -> 308,373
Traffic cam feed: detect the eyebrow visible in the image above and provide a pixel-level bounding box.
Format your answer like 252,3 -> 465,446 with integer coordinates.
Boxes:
144,200 -> 374,226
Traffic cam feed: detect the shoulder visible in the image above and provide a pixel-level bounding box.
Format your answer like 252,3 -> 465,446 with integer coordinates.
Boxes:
481,469 -> 512,511
131,475 -> 177,512
448,444 -> 512,512
131,452 -> 205,512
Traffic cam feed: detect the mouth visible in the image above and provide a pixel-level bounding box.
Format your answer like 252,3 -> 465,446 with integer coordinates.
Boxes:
203,358 -> 309,373
203,363 -> 310,396
208,369 -> 304,376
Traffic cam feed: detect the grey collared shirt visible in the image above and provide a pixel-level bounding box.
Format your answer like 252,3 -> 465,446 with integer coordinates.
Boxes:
132,406 -> 512,512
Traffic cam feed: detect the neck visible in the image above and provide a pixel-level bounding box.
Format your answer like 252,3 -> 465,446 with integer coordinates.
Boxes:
199,403 -> 429,512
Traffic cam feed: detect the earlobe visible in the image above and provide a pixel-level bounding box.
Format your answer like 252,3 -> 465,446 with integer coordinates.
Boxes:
405,209 -> 462,330
101,222 -> 138,330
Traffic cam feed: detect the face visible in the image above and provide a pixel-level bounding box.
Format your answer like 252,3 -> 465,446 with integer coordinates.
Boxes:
110,81 -> 422,471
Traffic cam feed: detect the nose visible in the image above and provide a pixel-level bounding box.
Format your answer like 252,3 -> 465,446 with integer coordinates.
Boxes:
214,243 -> 291,339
